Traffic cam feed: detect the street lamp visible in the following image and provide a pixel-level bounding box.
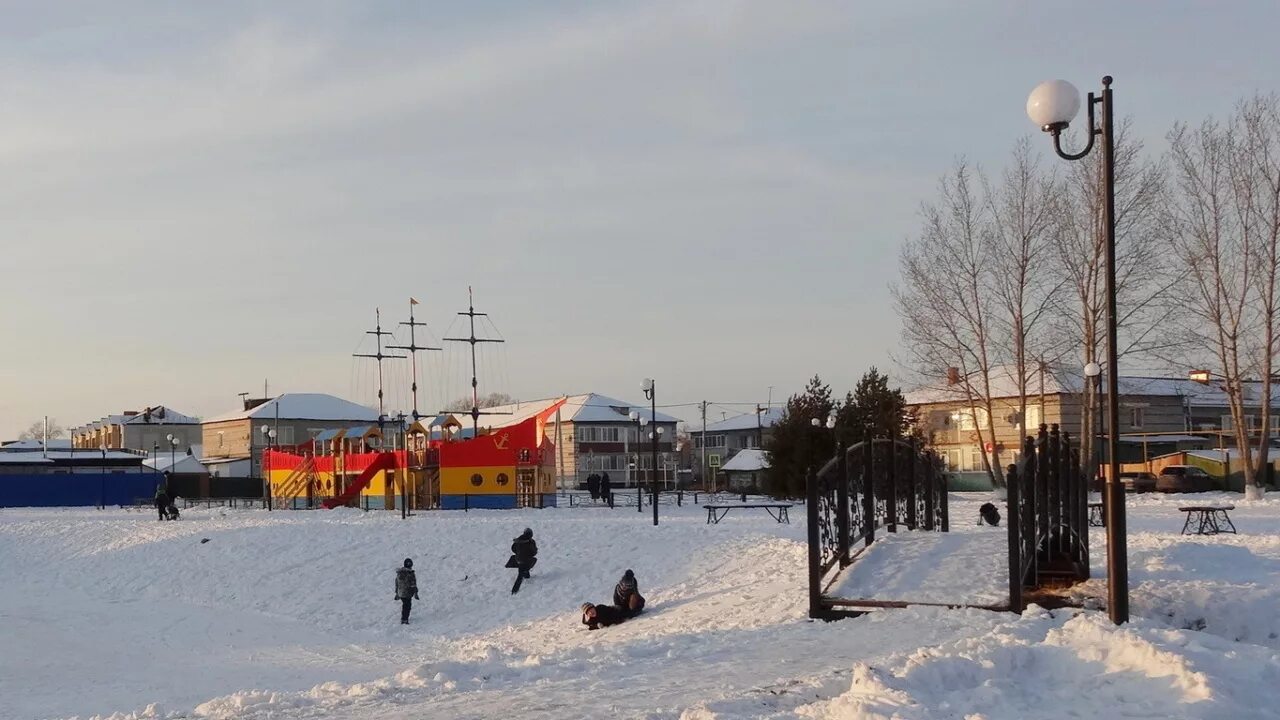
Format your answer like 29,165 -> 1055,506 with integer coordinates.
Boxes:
642,378 -> 659,526
1029,75 -> 1127,624
100,439 -> 108,510
260,425 -> 277,511
166,433 -> 180,476
1084,362 -> 1103,485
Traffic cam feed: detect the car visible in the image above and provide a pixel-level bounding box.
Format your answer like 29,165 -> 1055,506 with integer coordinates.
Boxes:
1156,465 -> 1214,493
1119,471 -> 1158,493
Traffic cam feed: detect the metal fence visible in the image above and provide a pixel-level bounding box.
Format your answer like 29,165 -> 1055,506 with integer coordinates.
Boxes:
807,438 -> 948,620
1006,424 -> 1090,612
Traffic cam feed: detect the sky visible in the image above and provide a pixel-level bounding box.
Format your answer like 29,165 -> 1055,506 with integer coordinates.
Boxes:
3,0 -> 1279,439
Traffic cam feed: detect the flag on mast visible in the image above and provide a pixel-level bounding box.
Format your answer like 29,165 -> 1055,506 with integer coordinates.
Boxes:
410,297 -> 419,305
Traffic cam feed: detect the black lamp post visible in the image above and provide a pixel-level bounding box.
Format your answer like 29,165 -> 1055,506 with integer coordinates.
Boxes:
1028,75 -> 1128,624
167,433 -> 179,476
643,378 -> 658,526
631,411 -> 643,513
1085,362 -> 1104,484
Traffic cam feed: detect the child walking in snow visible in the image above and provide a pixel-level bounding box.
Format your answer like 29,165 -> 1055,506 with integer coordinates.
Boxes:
395,558 -> 419,624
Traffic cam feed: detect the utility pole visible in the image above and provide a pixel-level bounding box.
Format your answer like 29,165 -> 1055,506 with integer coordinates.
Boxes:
387,297 -> 442,423
700,401 -> 708,493
353,308 -> 406,434
442,287 -> 508,433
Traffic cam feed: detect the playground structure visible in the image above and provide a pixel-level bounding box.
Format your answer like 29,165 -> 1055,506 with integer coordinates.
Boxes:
264,400 -> 565,511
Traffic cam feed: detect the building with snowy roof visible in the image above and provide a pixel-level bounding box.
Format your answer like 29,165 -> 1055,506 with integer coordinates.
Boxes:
482,394 -> 681,489
69,406 -> 201,453
201,393 -> 380,480
695,407 -> 784,474
904,365 -> 1280,476
720,448 -> 770,492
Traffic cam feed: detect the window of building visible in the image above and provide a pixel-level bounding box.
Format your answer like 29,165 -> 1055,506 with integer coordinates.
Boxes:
944,449 -> 962,471
1130,406 -> 1145,429
968,447 -> 983,471
956,408 -> 989,431
1025,405 -> 1042,430
216,432 -> 224,449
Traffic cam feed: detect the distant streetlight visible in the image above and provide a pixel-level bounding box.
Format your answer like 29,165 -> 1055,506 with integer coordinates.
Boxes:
1028,75 -> 1127,624
166,433 -> 180,476
260,425 -> 277,511
1188,369 -> 1213,384
642,378 -> 659,526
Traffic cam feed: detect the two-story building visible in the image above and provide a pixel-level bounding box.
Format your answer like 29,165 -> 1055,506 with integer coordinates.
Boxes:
69,406 -> 202,453
694,407 -> 783,482
486,394 -> 680,489
906,368 -> 1280,478
200,393 -> 380,480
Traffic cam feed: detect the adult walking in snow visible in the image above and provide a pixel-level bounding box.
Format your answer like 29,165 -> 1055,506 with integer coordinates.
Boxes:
153,483 -> 169,521
581,602 -> 628,630
613,569 -> 645,616
587,473 -> 600,501
600,473 -> 613,506
506,528 -> 538,594
395,558 -> 419,624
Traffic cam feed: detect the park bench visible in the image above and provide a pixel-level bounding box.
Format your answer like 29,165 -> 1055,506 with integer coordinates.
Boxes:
1179,505 -> 1237,535
703,503 -> 792,525
1088,501 -> 1105,527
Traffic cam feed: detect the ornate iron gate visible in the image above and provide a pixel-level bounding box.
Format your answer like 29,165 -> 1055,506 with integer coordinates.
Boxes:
807,438 -> 949,620
1006,424 -> 1089,611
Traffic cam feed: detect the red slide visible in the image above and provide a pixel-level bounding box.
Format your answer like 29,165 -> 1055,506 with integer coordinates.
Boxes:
322,453 -> 397,509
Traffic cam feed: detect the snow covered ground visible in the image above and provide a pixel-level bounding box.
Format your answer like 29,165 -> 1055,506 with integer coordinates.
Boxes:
2,493 -> 1278,719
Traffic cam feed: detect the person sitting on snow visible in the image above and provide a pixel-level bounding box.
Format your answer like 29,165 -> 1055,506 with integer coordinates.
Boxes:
612,569 -> 645,616
395,558 -> 420,624
581,602 -> 628,630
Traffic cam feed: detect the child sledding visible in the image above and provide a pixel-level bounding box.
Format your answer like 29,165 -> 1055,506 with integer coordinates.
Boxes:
581,569 -> 646,630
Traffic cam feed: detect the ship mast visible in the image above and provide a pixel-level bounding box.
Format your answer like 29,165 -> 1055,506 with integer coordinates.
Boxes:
387,298 -> 441,422
353,308 -> 406,431
442,287 -> 507,433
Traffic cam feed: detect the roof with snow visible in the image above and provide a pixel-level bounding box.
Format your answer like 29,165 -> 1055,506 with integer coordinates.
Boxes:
1,439 -> 73,450
69,406 -> 200,434
204,393 -> 380,424
705,407 -> 784,433
721,449 -> 770,472
482,394 -> 680,425
143,454 -> 208,474
904,366 -> 1280,407
0,449 -> 148,463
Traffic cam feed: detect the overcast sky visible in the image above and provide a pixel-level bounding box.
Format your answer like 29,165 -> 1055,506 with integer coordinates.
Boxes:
3,0 -> 1278,438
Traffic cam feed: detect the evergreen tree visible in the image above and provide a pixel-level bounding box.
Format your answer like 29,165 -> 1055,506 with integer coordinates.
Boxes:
834,368 -> 911,446
762,375 -> 837,498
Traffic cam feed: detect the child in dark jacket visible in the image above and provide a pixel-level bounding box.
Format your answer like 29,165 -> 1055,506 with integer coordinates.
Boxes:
612,569 -> 645,616
395,558 -> 420,624
581,602 -> 628,630
507,528 -> 538,594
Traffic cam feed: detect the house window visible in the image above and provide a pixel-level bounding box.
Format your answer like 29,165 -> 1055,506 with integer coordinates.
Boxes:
217,432 -> 224,449
956,408 -> 989,431
1025,405 -> 1042,431
945,449 -> 961,471
968,447 -> 982,471
1130,407 -> 1145,429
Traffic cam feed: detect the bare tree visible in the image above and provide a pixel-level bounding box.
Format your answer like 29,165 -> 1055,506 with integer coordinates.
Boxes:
894,160 -> 1006,486
444,392 -> 516,412
1168,95 -> 1280,499
17,419 -> 65,442
986,139 -> 1063,459
1051,121 -> 1169,479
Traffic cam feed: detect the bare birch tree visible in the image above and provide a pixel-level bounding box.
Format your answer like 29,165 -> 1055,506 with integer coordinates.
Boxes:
1051,121 -> 1168,479
1168,95 -> 1280,499
894,160 -> 1007,486
986,139 -> 1063,456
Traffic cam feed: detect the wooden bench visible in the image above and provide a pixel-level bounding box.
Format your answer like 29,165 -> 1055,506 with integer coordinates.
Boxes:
1088,501 -> 1105,527
1179,505 -> 1237,535
703,504 -> 792,525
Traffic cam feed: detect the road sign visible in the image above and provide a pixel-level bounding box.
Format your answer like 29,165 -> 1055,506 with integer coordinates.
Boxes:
709,454 -> 721,468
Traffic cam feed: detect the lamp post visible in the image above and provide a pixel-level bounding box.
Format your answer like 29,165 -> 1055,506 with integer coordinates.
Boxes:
166,433 -> 180,476
1028,75 -> 1127,624
260,425 -> 277,511
1084,362 -> 1103,485
100,439 -> 108,510
630,411 -> 642,512
643,378 -> 659,526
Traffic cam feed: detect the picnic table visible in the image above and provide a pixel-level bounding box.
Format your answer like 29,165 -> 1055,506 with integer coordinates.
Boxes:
703,503 -> 793,525
1179,504 -> 1237,535
1088,501 -> 1105,527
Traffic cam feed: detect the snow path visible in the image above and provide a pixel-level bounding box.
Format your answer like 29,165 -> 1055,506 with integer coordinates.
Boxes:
3,493 -> 1280,719
828,526 -> 1008,606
